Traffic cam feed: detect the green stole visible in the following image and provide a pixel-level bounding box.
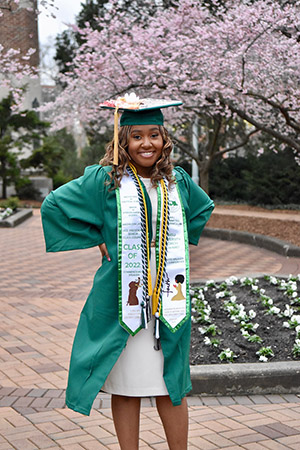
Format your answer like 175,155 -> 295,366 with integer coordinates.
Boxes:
116,164 -> 190,340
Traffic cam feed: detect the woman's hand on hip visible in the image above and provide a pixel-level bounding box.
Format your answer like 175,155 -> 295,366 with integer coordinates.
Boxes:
98,243 -> 111,262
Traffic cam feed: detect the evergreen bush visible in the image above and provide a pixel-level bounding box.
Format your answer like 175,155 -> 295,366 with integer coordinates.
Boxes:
209,148 -> 300,207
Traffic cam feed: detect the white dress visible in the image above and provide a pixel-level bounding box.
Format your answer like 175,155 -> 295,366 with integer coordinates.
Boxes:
102,178 -> 168,396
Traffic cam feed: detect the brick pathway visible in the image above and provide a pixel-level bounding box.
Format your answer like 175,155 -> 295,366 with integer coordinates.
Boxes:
0,210 -> 300,449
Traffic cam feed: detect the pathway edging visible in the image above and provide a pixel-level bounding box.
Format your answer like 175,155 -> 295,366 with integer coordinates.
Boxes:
203,227 -> 300,257
190,360 -> 300,397
0,208 -> 33,228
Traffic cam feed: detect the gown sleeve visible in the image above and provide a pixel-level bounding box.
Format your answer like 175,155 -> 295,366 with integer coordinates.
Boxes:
175,166 -> 215,245
41,165 -> 108,252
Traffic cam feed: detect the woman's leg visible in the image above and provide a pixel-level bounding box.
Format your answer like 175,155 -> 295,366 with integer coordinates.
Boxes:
156,395 -> 188,450
111,394 -> 141,450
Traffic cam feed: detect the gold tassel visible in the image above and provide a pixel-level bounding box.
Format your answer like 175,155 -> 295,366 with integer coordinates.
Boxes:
113,107 -> 119,166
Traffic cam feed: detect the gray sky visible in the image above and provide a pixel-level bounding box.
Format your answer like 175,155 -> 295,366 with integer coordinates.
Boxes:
38,1 -> 83,84
38,0 -> 83,45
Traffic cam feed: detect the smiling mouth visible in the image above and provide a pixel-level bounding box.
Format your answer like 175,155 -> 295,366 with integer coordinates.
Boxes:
139,151 -> 155,158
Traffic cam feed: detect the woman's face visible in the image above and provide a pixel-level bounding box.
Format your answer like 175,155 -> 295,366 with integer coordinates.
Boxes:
127,125 -> 163,177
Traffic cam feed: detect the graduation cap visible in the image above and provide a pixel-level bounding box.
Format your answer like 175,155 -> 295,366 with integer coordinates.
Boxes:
100,93 -> 182,165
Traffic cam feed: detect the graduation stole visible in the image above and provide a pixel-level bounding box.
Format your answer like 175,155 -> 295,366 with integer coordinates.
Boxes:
116,164 -> 190,337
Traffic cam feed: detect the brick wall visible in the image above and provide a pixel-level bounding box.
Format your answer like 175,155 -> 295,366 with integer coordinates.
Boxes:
0,0 -> 39,67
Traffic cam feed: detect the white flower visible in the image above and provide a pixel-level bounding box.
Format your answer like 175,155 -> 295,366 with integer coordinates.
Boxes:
249,310 -> 256,319
284,305 -> 294,317
269,306 -> 280,315
216,291 -> 225,299
253,323 -> 259,330
191,307 -> 196,313
230,295 -> 237,302
270,276 -> 278,285
224,348 -> 232,357
124,92 -> 140,103
241,329 -> 250,337
198,327 -> 206,334
292,292 -> 298,298
283,321 -> 290,328
226,276 -> 238,285
206,280 -> 215,285
199,291 -> 205,300
268,299 -> 273,305
259,355 -> 268,362
191,316 -> 197,324
295,339 -> 300,346
295,325 -> 300,334
190,289 -> 195,296
260,289 -> 266,294
252,285 -> 259,291
204,337 -> 211,345
291,315 -> 300,325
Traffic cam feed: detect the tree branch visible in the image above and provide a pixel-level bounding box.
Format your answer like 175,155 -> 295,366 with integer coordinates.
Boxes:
111,53 -> 135,84
217,96 -> 300,153
170,134 -> 200,166
207,117 -> 222,157
214,128 -> 260,158
245,91 -> 300,133
241,25 -> 272,89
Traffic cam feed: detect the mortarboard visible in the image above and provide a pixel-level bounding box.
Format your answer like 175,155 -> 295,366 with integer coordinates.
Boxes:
100,93 -> 182,165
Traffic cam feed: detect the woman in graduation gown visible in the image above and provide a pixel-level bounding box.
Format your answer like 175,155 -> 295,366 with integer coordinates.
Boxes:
41,96 -> 214,449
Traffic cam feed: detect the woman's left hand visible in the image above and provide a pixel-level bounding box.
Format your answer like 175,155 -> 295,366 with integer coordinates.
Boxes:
98,243 -> 111,262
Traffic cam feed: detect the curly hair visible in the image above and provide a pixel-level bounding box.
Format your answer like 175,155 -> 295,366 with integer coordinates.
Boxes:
100,125 -> 174,189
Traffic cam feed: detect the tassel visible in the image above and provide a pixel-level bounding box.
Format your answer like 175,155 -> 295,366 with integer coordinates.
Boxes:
141,301 -> 147,329
155,312 -> 160,339
153,312 -> 161,351
113,107 -> 119,166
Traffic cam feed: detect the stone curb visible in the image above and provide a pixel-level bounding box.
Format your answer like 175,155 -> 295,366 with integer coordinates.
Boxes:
190,361 -> 300,396
0,208 -> 33,228
203,227 -> 300,257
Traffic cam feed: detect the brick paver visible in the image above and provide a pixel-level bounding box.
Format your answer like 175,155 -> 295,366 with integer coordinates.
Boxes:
0,210 -> 300,448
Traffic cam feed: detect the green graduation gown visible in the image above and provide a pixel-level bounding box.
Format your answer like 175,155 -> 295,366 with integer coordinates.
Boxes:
41,164 -> 214,415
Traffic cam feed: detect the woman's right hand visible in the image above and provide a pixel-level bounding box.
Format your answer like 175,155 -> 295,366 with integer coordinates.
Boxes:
98,243 -> 111,262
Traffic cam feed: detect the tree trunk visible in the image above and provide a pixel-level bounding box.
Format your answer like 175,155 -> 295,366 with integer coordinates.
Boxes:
199,167 -> 209,194
0,159 -> 7,199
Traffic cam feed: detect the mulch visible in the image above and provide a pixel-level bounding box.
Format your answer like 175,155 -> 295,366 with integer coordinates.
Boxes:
208,207 -> 300,248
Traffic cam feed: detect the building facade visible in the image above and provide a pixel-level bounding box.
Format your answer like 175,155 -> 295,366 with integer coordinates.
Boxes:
0,0 -> 41,109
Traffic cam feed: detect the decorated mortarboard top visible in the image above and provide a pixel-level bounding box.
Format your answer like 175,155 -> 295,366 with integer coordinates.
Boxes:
100,93 -> 182,112
99,93 -> 182,165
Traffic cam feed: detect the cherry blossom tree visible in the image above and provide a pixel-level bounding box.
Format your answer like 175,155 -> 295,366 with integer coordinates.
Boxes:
41,0 -> 300,189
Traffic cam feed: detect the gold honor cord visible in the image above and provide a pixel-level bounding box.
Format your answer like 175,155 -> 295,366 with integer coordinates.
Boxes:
113,106 -> 119,166
152,179 -> 169,315
128,163 -> 153,296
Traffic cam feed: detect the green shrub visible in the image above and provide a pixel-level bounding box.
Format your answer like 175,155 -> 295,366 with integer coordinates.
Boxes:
15,178 -> 41,200
0,196 -> 20,210
53,169 -> 73,190
210,148 -> 300,206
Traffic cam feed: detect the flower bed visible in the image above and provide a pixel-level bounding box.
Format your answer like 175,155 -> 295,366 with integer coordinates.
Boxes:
190,275 -> 300,364
0,207 -> 14,221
